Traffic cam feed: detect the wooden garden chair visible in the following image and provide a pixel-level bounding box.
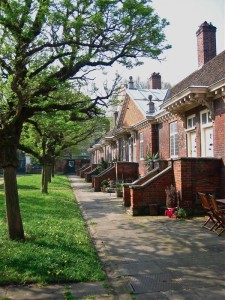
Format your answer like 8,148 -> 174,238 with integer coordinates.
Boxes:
198,192 -> 218,231
208,194 -> 225,236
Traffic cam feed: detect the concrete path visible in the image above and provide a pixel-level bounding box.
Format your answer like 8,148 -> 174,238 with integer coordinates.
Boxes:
1,175 -> 225,299
69,176 -> 225,299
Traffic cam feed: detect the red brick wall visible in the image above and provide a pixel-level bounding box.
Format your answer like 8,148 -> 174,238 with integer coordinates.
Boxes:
80,166 -> 91,178
158,120 -> 170,159
130,167 -> 174,215
123,96 -> 145,126
177,118 -> 187,157
158,117 -> 189,159
93,162 -> 139,192
212,97 -> 225,197
85,164 -> 98,182
196,22 -> 216,67
136,126 -> 153,175
77,163 -> 89,176
123,167 -> 159,206
173,158 -> 222,211
116,162 -> 139,182
55,160 -> 67,173
214,98 -> 225,161
93,166 -> 116,192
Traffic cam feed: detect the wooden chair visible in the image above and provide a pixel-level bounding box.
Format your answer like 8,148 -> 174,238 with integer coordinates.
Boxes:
208,194 -> 225,236
198,192 -> 218,231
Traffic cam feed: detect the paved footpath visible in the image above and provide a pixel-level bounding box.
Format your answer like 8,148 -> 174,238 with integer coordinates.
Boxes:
1,175 -> 225,299
69,176 -> 225,300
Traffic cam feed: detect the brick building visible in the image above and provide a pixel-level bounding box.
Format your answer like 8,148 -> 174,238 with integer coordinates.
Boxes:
88,73 -> 168,176
88,21 -> 225,215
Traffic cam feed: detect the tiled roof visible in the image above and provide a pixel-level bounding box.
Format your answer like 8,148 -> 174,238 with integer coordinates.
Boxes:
167,50 -> 225,99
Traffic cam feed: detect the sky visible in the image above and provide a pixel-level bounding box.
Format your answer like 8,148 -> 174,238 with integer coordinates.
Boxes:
102,0 -> 225,87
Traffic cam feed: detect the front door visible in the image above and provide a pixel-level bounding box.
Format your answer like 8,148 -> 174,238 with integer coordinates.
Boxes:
204,127 -> 213,157
67,160 -> 75,173
128,138 -> 132,162
190,132 -> 197,157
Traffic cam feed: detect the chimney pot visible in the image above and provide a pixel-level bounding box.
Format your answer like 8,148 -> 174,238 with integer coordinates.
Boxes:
148,95 -> 155,113
128,76 -> 134,89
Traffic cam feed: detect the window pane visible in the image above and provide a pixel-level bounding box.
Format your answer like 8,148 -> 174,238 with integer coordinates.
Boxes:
170,122 -> 178,157
175,133 -> 179,155
193,116 -> 196,126
170,136 -> 174,156
187,118 -> 192,128
140,133 -> 144,159
202,113 -> 207,124
208,112 -> 212,123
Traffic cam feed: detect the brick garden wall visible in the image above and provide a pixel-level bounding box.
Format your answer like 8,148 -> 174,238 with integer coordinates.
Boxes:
92,162 -> 139,192
130,167 -> 174,216
123,167 -> 159,207
214,97 -> 225,197
173,158 -> 222,212
80,166 -> 91,178
92,165 -> 116,192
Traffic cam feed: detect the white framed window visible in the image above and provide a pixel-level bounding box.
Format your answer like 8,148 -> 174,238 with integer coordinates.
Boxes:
200,110 -> 212,127
133,133 -> 137,162
128,137 -> 132,162
122,138 -> 126,161
170,122 -> 178,157
186,114 -> 197,157
139,132 -> 144,160
200,109 -> 213,157
186,114 -> 196,131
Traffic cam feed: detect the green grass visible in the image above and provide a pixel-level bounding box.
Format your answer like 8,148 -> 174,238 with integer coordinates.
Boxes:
0,175 -> 105,285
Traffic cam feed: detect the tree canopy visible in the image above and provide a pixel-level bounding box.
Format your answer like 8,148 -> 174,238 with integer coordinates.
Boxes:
0,0 -> 170,240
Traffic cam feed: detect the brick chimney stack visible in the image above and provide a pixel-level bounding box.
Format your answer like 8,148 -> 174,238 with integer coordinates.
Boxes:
196,21 -> 217,68
149,72 -> 161,89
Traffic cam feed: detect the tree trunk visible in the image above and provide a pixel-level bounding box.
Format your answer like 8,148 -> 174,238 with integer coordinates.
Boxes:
47,162 -> 52,183
41,164 -> 51,193
47,164 -> 52,183
41,165 -> 48,193
0,125 -> 25,241
3,166 -> 25,240
51,162 -> 55,178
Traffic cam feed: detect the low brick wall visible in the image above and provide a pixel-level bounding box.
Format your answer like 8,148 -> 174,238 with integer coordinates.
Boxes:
173,157 -> 222,213
130,166 -> 173,216
77,164 -> 89,176
55,160 -> 67,174
115,162 -> 139,182
93,166 -> 116,192
123,167 -> 159,207
85,166 -> 98,182
123,160 -> 168,207
92,162 -> 139,192
80,166 -> 91,178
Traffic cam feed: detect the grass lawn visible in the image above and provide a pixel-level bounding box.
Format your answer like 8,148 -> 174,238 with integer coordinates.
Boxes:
0,174 -> 105,285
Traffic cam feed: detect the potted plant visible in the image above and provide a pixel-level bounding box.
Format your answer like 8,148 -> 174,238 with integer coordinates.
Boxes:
116,182 -> 123,197
145,151 -> 159,171
101,179 -> 109,192
175,208 -> 187,219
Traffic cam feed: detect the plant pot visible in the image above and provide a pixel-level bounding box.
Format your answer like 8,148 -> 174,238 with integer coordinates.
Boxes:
116,189 -> 123,197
